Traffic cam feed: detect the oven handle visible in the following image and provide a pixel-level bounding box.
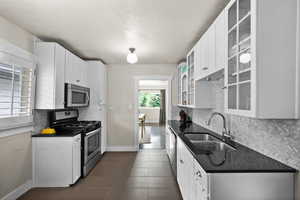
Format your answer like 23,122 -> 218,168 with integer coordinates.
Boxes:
85,128 -> 101,137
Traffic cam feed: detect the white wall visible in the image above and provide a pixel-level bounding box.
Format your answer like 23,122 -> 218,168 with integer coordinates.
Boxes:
0,15 -> 35,199
0,16 -> 35,53
107,64 -> 176,149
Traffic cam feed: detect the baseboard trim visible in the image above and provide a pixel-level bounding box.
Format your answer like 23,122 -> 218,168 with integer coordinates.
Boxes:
106,146 -> 138,152
1,180 -> 32,200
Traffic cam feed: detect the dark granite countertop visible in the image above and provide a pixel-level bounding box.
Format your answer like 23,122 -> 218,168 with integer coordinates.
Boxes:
168,120 -> 297,173
32,129 -> 82,137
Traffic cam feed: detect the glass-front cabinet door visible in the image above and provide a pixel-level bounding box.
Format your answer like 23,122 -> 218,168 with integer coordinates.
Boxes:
226,0 -> 252,114
187,51 -> 195,106
177,61 -> 188,105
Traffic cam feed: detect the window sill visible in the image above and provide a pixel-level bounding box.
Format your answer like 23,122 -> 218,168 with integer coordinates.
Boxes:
0,122 -> 34,138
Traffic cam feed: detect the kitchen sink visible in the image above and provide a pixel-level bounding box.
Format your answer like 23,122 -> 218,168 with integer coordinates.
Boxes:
191,140 -> 236,152
184,133 -> 236,152
184,133 -> 219,141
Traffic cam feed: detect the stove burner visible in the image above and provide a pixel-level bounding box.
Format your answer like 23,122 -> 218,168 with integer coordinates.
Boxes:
52,120 -> 101,134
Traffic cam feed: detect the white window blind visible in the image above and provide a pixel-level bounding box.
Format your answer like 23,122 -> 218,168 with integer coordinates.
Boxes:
0,63 -> 33,118
0,39 -> 35,131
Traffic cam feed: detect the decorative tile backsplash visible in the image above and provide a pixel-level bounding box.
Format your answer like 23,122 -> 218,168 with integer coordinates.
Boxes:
172,78 -> 300,170
33,110 -> 49,133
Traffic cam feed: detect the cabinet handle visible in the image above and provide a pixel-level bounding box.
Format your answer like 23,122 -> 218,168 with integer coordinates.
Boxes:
180,159 -> 184,164
76,80 -> 80,82
202,67 -> 208,71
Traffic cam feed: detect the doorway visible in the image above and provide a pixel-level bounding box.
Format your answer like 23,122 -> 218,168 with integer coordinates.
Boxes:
133,77 -> 171,150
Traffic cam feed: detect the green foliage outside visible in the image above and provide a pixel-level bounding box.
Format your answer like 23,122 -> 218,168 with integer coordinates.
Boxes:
139,92 -> 161,107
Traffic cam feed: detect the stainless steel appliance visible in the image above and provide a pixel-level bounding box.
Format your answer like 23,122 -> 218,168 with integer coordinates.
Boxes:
83,125 -> 101,176
65,83 -> 90,108
169,127 -> 177,176
49,109 -> 102,177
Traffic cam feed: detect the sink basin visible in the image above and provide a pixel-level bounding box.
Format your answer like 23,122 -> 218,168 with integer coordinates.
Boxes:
184,133 -> 219,142
183,133 -> 236,152
191,141 -> 236,152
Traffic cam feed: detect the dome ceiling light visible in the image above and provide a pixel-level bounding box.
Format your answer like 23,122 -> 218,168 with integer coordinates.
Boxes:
127,48 -> 138,64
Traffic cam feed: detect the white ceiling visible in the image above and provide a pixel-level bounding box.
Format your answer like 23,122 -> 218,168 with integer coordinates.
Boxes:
0,0 -> 229,64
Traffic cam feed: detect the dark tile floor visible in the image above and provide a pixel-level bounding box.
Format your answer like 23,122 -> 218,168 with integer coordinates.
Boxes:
18,149 -> 182,200
139,124 -> 165,150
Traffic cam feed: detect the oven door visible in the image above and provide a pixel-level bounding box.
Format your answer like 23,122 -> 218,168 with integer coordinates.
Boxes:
66,84 -> 90,107
84,128 -> 101,164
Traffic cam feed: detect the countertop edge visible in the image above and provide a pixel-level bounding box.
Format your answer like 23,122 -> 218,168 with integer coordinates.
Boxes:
168,120 -> 297,173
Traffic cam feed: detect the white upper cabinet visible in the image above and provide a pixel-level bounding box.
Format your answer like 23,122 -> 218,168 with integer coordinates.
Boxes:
177,61 -> 188,106
187,49 -> 195,106
35,42 -> 65,109
194,10 -> 225,81
225,0 -> 299,118
215,10 -> 226,72
65,51 -> 88,87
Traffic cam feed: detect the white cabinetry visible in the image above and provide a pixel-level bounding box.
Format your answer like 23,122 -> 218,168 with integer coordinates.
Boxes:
177,138 -> 195,200
193,159 -> 208,200
194,10 -> 225,81
165,127 -> 171,158
65,50 -> 88,87
215,10 -> 226,72
178,56 -> 215,109
72,135 -> 82,182
177,61 -> 188,105
176,137 -> 294,200
32,134 -> 81,187
35,42 -> 65,109
79,61 -> 107,153
225,0 -> 299,118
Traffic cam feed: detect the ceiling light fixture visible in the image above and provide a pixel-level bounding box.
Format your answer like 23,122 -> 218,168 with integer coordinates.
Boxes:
127,48 -> 138,64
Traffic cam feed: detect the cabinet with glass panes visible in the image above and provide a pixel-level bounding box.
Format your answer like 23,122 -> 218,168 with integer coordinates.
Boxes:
177,61 -> 188,106
224,0 -> 299,118
187,50 -> 195,106
177,49 -> 195,107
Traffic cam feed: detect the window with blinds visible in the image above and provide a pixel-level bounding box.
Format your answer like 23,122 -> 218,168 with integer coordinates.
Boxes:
0,63 -> 33,118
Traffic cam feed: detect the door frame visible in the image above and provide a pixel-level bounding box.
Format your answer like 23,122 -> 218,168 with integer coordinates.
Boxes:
133,75 -> 172,149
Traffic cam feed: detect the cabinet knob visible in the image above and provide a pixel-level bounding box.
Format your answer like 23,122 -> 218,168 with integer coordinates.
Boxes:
76,80 -> 80,82
202,67 -> 208,71
180,159 -> 184,164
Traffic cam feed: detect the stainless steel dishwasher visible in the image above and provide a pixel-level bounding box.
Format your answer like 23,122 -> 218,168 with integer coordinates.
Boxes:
168,127 -> 177,176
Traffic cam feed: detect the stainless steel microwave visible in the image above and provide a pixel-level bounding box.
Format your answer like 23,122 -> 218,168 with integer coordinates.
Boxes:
65,83 -> 90,108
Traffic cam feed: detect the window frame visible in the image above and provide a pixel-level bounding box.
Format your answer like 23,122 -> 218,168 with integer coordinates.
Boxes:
0,39 -> 36,130
138,90 -> 161,108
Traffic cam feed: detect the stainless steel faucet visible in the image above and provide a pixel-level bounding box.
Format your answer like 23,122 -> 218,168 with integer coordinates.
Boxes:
207,112 -> 231,140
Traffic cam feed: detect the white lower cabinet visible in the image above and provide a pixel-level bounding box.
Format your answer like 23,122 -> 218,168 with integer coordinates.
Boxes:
177,138 -> 195,200
165,127 -> 171,158
193,159 -> 208,200
176,137 -> 294,200
32,134 -> 81,187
